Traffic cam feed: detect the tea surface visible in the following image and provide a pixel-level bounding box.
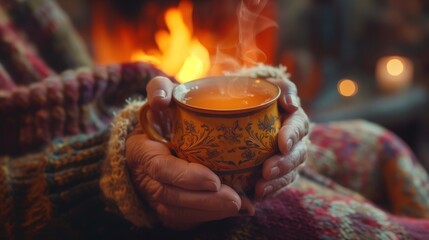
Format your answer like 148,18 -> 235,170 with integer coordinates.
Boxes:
183,83 -> 274,110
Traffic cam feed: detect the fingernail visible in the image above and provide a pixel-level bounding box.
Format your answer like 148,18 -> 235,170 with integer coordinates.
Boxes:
285,95 -> 299,108
204,180 -> 219,191
287,139 -> 293,152
262,185 -> 273,198
153,89 -> 166,98
270,166 -> 280,178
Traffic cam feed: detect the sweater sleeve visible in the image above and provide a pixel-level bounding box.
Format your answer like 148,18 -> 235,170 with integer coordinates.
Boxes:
99,99 -> 157,228
0,63 -> 294,238
0,129 -> 110,240
0,81 -> 165,239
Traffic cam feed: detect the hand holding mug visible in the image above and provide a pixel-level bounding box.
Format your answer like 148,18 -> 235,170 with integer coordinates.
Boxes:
125,76 -> 309,229
140,76 -> 282,195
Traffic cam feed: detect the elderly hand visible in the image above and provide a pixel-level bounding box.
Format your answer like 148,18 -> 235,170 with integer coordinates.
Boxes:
253,77 -> 309,201
125,76 -> 309,229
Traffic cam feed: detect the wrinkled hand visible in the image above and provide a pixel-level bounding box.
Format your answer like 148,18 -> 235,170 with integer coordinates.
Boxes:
253,77 -> 309,201
126,77 -> 247,230
125,76 -> 309,229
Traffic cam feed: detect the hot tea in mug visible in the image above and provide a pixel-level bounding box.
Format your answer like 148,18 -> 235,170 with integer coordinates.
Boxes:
140,76 -> 281,195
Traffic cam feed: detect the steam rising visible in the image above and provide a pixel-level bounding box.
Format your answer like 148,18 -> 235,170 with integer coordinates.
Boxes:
209,0 -> 278,75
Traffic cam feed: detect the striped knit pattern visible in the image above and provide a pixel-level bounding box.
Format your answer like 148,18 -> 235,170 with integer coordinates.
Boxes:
0,130 -> 110,240
2,0 -> 92,72
0,6 -> 53,85
0,62 -> 169,156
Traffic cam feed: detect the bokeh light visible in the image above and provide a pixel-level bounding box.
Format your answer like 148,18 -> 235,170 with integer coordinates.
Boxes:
376,56 -> 413,93
386,58 -> 404,76
337,79 -> 358,97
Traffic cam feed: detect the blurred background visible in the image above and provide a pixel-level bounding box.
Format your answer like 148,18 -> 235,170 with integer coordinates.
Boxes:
57,0 -> 429,168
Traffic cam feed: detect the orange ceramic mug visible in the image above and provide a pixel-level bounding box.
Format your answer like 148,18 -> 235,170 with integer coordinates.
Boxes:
139,76 -> 281,196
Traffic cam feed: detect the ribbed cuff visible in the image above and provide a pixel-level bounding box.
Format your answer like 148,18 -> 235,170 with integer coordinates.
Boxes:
99,99 -> 155,228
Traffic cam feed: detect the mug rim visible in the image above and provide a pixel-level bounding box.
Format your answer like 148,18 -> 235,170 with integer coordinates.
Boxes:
173,76 -> 281,115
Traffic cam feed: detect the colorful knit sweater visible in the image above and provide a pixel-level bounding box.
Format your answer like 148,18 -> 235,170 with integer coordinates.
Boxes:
3,102 -> 429,240
2,1 -> 429,239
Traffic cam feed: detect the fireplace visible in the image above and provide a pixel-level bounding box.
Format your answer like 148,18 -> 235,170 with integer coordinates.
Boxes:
62,1 -> 275,80
58,0 -> 429,167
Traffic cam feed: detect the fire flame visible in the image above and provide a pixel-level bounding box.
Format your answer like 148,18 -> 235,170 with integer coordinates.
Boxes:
131,2 -> 210,82
91,0 -> 277,83
91,1 -> 210,83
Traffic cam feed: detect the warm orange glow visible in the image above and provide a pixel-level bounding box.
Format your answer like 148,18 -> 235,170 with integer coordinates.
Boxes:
131,2 -> 210,82
386,58 -> 404,76
376,56 -> 413,93
91,1 -> 278,83
337,79 -> 358,97
100,1 -> 210,82
92,1 -> 210,83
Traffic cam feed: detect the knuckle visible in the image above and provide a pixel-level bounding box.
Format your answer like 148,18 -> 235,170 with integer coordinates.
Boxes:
170,161 -> 190,186
282,172 -> 296,188
294,110 -> 310,139
279,155 -> 294,173
277,170 -> 298,188
267,169 -> 300,196
146,159 -> 160,180
129,143 -> 155,173
147,155 -> 168,181
278,141 -> 307,172
284,80 -> 298,94
278,176 -> 289,187
150,183 -> 166,202
295,142 -> 307,157
300,122 -> 310,139
289,142 -> 307,167
292,127 -> 301,142
136,173 -> 152,193
299,145 -> 308,165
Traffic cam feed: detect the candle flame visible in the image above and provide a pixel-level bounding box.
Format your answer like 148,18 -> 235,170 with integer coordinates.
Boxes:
386,58 -> 404,76
376,56 -> 413,93
337,79 -> 358,97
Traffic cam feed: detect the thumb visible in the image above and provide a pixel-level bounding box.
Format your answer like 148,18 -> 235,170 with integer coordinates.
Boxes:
266,77 -> 300,113
147,76 -> 176,110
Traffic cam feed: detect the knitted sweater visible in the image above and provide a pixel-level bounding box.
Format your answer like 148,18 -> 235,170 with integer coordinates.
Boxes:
2,62 -> 429,239
3,103 -> 429,240
0,61 -> 168,156
2,1 -> 429,239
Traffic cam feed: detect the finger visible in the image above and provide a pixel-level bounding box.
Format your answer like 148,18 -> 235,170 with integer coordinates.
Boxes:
254,169 -> 298,200
266,77 -> 300,113
146,76 -> 176,110
278,108 -> 309,154
126,134 -> 221,191
145,182 -> 241,211
261,140 -> 307,180
147,105 -> 174,139
154,202 -> 241,230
